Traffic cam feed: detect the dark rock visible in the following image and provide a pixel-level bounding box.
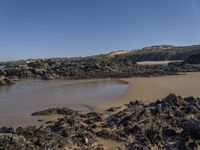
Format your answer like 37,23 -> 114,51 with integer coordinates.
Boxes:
31,108 -> 77,116
184,96 -> 197,104
182,119 -> 200,139
145,129 -> 161,144
1,94 -> 200,149
184,53 -> 200,64
106,106 -> 120,112
42,74 -> 54,80
0,69 -> 6,76
0,127 -> 15,133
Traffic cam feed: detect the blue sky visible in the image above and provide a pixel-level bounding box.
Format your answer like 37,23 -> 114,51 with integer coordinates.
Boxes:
0,0 -> 200,60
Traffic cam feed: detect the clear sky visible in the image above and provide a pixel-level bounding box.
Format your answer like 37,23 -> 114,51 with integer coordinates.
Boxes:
0,0 -> 200,60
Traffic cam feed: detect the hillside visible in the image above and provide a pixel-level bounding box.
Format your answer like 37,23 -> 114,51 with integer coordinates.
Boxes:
124,44 -> 200,62
1,44 -> 200,66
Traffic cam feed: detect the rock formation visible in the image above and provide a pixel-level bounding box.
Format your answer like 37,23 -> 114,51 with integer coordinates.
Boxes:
184,53 -> 200,64
0,94 -> 200,149
0,54 -> 200,86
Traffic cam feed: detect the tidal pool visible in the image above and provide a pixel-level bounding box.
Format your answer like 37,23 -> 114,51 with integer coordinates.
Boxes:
0,79 -> 129,127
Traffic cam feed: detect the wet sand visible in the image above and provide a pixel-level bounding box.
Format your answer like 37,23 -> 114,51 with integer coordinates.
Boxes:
98,72 -> 200,110
0,72 -> 200,127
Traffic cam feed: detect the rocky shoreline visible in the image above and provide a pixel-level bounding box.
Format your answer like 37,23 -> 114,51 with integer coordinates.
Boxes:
0,94 -> 200,149
0,51 -> 200,149
1,54 -> 200,86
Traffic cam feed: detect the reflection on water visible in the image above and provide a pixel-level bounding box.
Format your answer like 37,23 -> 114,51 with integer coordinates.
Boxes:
0,79 -> 129,127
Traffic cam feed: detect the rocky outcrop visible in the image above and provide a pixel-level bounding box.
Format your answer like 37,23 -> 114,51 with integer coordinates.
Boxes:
0,94 -> 200,149
184,53 -> 200,64
128,44 -> 200,61
1,54 -> 200,86
1,45 -> 200,86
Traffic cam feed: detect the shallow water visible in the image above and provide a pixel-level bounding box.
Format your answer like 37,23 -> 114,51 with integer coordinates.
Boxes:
0,79 -> 129,127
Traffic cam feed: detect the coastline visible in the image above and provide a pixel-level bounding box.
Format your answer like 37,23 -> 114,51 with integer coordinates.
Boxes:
97,72 -> 200,111
1,72 -> 200,127
1,72 -> 200,149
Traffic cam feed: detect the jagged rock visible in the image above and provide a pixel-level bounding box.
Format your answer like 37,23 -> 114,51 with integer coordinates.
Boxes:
1,52 -> 200,86
145,129 -> 161,144
0,94 -> 200,149
0,133 -> 26,150
182,119 -> 200,139
184,53 -> 200,64
182,137 -> 198,150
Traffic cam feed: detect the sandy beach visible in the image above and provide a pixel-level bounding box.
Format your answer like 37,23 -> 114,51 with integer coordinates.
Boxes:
98,72 -> 200,110
137,60 -> 183,65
